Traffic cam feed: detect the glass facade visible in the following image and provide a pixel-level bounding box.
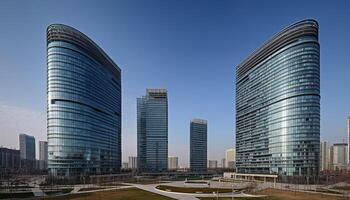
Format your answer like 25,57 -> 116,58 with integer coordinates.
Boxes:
47,24 -> 121,176
137,89 -> 168,172
190,119 -> 207,172
236,20 -> 320,176
19,134 -> 36,160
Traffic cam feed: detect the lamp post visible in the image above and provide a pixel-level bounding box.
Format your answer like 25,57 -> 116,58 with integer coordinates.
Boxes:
232,180 -> 234,200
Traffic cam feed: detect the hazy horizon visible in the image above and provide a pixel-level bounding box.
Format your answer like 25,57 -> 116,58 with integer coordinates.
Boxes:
0,0 -> 350,167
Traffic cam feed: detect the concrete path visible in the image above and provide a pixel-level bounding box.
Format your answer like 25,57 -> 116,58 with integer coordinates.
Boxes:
71,184 -> 134,194
129,183 -> 265,200
131,183 -> 199,200
71,185 -> 82,193
31,187 -> 46,197
28,179 -> 46,197
68,182 -> 265,199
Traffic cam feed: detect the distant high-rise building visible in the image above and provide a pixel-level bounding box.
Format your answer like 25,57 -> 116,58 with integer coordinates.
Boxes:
137,89 -> 168,172
348,117 -> 350,164
0,148 -> 20,172
225,148 -> 236,169
168,156 -> 179,170
122,162 -> 129,169
47,24 -> 122,176
221,158 -> 226,168
208,160 -> 218,169
332,143 -> 348,170
39,141 -> 48,170
190,119 -> 207,172
128,156 -> 137,169
236,19 -> 320,176
39,141 -> 48,161
320,141 -> 330,171
19,134 -> 35,160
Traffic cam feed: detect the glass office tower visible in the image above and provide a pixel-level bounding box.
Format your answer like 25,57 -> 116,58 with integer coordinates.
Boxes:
137,89 -> 168,172
47,24 -> 121,176
190,119 -> 207,172
19,134 -> 35,160
236,19 -> 320,176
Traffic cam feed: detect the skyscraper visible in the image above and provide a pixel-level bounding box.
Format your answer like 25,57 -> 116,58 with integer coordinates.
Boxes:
137,89 -> 168,172
236,19 -> 320,176
19,134 -> 35,160
190,119 -> 207,172
320,141 -> 330,171
225,148 -> 236,169
47,24 -> 122,176
168,156 -> 179,170
39,141 -> 48,170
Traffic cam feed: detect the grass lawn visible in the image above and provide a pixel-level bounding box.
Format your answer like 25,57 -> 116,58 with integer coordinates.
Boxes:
0,192 -> 34,199
332,186 -> 350,190
185,181 -> 208,184
156,185 -> 233,193
198,198 -> 269,200
42,188 -> 174,200
125,179 -> 165,185
98,182 -> 128,186
78,187 -> 106,192
199,188 -> 347,200
257,188 -> 345,200
44,188 -> 73,195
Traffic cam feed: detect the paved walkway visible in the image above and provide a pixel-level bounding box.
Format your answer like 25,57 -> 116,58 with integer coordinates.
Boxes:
71,184 -> 134,194
130,184 -> 199,200
67,182 -> 265,199
28,179 -> 46,197
129,183 -> 265,200
31,187 -> 46,197
71,185 -> 82,193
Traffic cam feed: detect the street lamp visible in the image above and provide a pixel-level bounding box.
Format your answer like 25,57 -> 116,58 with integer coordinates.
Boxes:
232,181 -> 234,200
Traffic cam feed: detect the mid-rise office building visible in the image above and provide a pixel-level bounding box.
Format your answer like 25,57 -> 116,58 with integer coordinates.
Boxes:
0,147 -> 20,172
320,141 -> 330,171
236,19 -> 320,176
190,119 -> 207,172
208,160 -> 218,169
221,158 -> 226,168
137,89 -> 168,172
122,162 -> 129,169
19,134 -> 35,160
225,148 -> 236,169
47,24 -> 122,176
348,117 -> 350,164
331,143 -> 348,170
168,156 -> 179,170
39,141 -> 48,170
128,156 -> 137,169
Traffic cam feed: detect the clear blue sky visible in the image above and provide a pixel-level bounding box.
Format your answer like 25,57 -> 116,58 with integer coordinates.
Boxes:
0,0 -> 349,167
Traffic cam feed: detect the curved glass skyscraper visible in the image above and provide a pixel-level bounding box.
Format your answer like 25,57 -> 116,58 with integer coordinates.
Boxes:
236,20 -> 320,176
47,24 -> 121,176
